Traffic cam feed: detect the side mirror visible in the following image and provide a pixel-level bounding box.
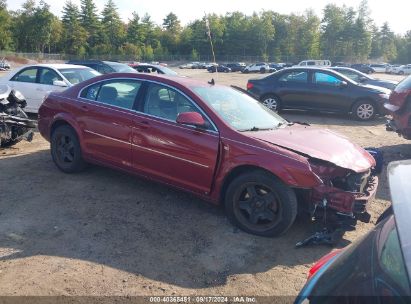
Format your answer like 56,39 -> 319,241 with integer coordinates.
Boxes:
176,112 -> 205,128
359,76 -> 367,83
53,80 -> 68,87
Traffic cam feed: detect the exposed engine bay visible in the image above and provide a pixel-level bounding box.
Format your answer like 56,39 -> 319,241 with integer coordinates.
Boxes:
296,151 -> 381,247
0,84 -> 37,147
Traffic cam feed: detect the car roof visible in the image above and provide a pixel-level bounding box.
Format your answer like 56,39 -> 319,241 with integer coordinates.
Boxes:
78,72 -> 217,88
27,63 -> 90,69
388,160 -> 411,281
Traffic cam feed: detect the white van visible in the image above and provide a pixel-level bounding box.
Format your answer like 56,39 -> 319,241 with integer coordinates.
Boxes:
295,60 -> 332,67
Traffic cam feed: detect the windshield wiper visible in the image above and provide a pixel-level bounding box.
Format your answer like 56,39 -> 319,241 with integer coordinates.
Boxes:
239,126 -> 276,132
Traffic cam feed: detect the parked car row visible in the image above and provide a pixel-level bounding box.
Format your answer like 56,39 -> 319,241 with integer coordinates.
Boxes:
337,62 -> 411,75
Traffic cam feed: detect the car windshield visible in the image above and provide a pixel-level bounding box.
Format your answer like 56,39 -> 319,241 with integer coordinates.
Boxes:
58,68 -> 101,85
158,66 -> 178,75
191,85 -> 286,131
107,62 -> 136,73
395,75 -> 411,92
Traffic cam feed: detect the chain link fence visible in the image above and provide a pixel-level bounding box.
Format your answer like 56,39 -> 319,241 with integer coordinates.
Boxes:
0,51 -> 371,65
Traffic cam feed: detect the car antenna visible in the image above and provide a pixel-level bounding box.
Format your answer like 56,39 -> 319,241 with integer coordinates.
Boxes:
208,78 -> 215,85
205,13 -> 218,79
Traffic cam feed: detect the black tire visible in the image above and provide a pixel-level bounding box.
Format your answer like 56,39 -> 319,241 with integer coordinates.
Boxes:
261,94 -> 281,112
260,68 -> 266,73
352,100 -> 376,121
51,125 -> 86,173
399,71 -> 405,75
376,206 -> 393,225
225,171 -> 298,237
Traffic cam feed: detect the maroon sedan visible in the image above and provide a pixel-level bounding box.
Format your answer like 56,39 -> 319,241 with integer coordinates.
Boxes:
385,75 -> 411,139
38,73 -> 378,237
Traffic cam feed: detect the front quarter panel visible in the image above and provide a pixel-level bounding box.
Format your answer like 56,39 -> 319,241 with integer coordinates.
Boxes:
211,135 -> 323,202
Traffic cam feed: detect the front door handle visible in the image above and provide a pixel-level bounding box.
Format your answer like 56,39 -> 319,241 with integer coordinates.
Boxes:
81,105 -> 89,112
134,121 -> 150,129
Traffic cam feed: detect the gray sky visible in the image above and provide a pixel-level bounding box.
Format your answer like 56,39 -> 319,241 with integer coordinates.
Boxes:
7,0 -> 411,35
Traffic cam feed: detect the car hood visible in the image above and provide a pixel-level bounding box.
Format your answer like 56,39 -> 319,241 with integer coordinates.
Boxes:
247,125 -> 375,173
359,83 -> 391,94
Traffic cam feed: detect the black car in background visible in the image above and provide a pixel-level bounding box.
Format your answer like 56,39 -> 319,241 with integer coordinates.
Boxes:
67,60 -> 136,74
207,64 -> 231,73
295,160 -> 411,303
331,67 -> 398,90
225,63 -> 246,72
246,67 -> 391,120
351,63 -> 375,74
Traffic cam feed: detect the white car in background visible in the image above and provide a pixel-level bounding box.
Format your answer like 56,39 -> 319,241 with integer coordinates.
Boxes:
242,62 -> 270,73
0,64 -> 100,113
369,63 -> 388,73
392,64 -> 411,75
386,64 -> 401,74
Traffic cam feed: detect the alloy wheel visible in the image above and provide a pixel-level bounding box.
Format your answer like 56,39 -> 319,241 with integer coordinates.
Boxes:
233,183 -> 282,232
356,103 -> 375,120
263,97 -> 278,111
56,135 -> 75,164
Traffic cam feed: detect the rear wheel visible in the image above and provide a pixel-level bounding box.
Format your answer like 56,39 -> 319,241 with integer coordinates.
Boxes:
399,71 -> 405,75
261,95 -> 281,112
225,171 -> 298,237
51,125 -> 86,173
352,100 -> 376,121
260,68 -> 266,73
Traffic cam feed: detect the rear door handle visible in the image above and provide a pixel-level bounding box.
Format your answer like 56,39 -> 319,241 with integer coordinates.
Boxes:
81,105 -> 89,112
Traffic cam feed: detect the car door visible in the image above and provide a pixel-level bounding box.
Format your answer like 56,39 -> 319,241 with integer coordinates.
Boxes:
37,67 -> 68,100
308,71 -> 353,112
77,79 -> 143,168
7,67 -> 41,112
131,82 -> 220,195
275,70 -> 310,109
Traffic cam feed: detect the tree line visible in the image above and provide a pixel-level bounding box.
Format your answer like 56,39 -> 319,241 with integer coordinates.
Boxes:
0,0 -> 410,63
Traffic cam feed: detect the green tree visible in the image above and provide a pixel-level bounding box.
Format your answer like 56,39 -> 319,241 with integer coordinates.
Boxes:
0,0 -> 13,50
80,0 -> 102,52
61,0 -> 87,55
101,0 -> 125,53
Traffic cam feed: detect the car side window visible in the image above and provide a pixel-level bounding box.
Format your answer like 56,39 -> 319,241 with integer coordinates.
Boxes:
313,72 -> 343,86
279,71 -> 308,83
143,84 -> 211,127
80,80 -> 142,110
379,226 -> 411,293
39,68 -> 62,85
81,83 -> 101,100
10,67 -> 38,83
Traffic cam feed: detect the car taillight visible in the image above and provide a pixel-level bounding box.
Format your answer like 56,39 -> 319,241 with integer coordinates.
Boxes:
307,249 -> 342,280
246,82 -> 253,90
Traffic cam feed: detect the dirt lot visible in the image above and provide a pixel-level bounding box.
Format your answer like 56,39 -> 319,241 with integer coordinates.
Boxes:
0,68 -> 410,298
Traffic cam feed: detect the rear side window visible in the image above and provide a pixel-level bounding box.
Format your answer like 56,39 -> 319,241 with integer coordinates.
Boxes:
11,68 -> 38,83
80,79 -> 142,110
279,71 -> 308,83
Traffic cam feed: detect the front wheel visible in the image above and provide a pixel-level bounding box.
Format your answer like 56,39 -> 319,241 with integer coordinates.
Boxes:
352,100 -> 376,121
225,171 -> 298,237
51,125 -> 86,173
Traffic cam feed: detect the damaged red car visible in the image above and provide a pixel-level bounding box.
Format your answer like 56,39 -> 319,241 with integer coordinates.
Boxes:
38,73 -> 379,237
385,75 -> 411,139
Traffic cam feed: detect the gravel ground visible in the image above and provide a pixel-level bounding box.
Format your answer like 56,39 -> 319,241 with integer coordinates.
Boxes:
0,68 -> 410,298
